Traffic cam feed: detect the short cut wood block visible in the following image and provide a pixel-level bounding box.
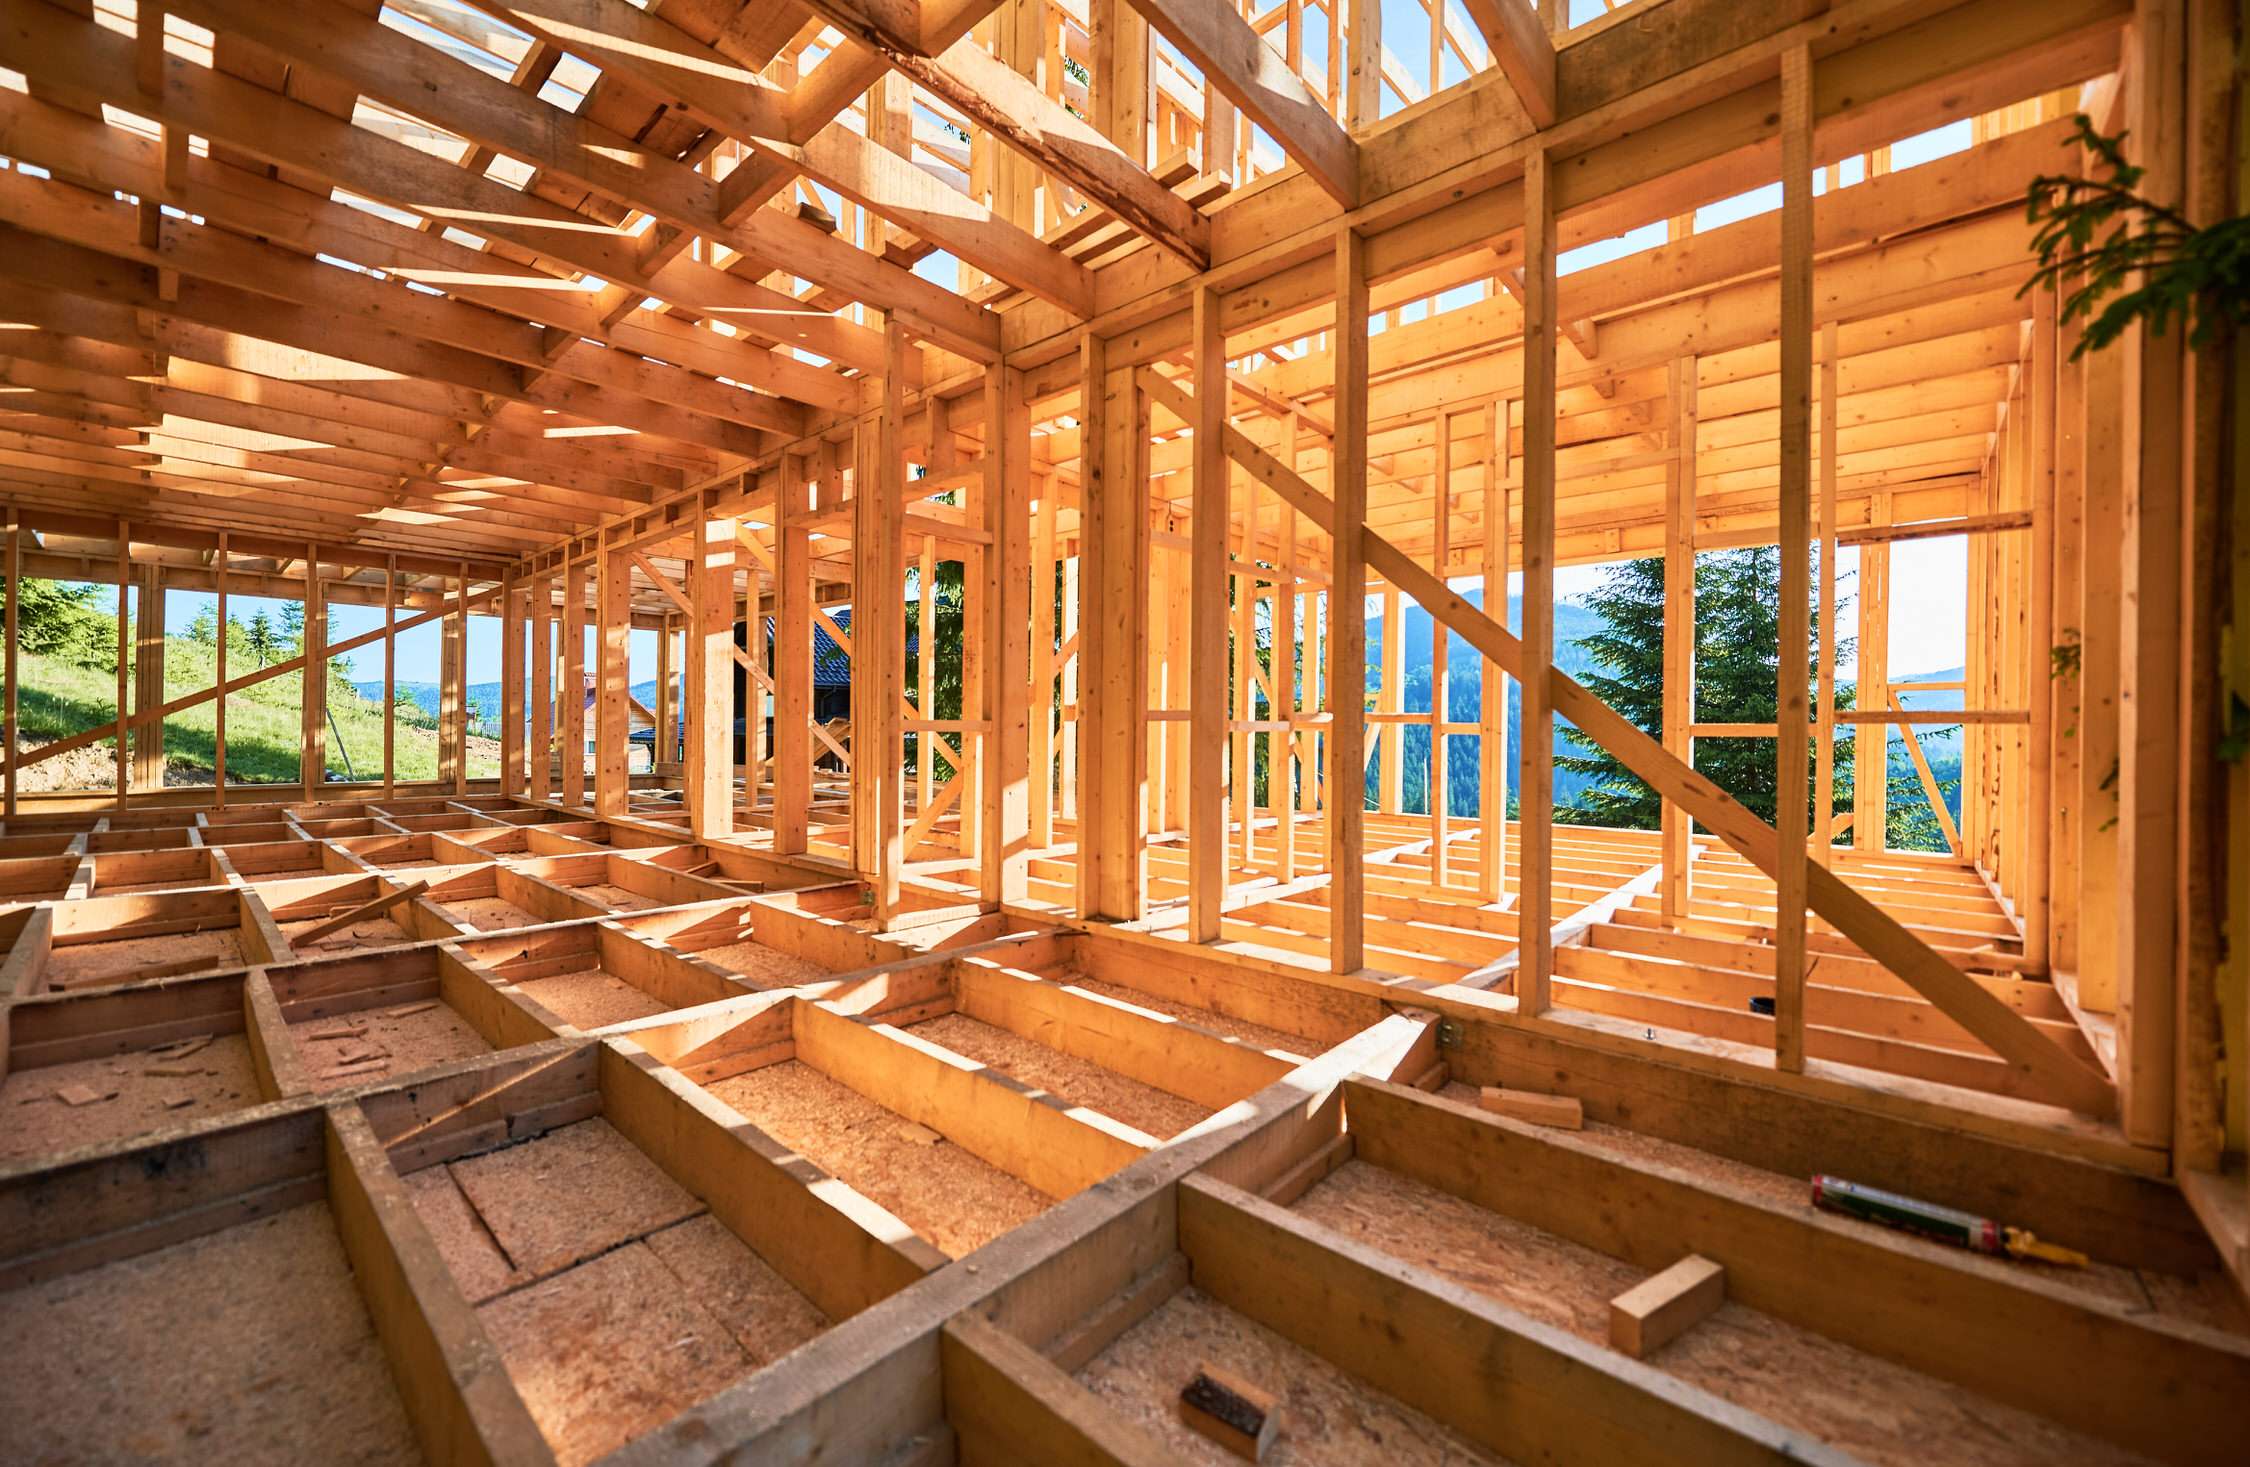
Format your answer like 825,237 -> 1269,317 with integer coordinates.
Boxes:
1179,1361 -> 1279,1460
1477,1086 -> 1583,1129
1609,1253 -> 1727,1359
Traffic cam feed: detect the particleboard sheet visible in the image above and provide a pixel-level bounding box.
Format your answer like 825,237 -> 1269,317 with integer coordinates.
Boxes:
443,1118 -> 704,1281
512,968 -> 673,1030
441,896 -> 551,932
688,939 -> 832,988
282,913 -> 414,956
0,1203 -> 422,1465
288,1000 -> 492,1093
44,929 -> 247,989
906,1012 -> 1207,1139
641,1214 -> 830,1364
1294,1160 -> 2156,1467
0,1033 -> 262,1161
706,1060 -> 1048,1258
478,1238 -> 757,1467
1069,976 -> 1317,1055
1077,1285 -> 1504,1466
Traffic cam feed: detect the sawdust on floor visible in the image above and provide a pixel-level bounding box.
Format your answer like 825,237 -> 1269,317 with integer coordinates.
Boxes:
1077,1285 -> 1506,1466
0,1032 -> 262,1162
1293,1159 -> 2157,1467
905,1012 -> 1207,1140
706,1059 -> 1049,1258
511,968 -> 672,1030
288,1000 -> 492,1092
688,940 -> 831,989
0,1203 -> 422,1465
43,929 -> 247,989
576,883 -> 661,912
281,913 -> 414,956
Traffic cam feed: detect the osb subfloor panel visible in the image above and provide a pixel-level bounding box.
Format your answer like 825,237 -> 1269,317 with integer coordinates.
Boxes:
905,1013 -> 1208,1140
281,913 -> 415,957
1068,976 -> 1319,1057
688,939 -> 831,988
43,929 -> 247,988
1078,1285 -> 1506,1465
288,1000 -> 492,1092
406,1120 -> 827,1466
0,1033 -> 261,1162
1294,1159 -> 2156,1467
439,896 -> 551,932
706,1060 -> 1048,1258
511,968 -> 673,1030
0,1203 -> 422,1465
1430,1081 -> 2250,1338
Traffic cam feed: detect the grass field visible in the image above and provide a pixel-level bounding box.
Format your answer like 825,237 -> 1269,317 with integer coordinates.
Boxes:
12,637 -> 500,785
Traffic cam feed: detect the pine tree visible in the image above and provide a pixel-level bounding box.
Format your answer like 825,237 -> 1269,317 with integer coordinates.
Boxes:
1555,547 -> 1856,831
246,609 -> 276,666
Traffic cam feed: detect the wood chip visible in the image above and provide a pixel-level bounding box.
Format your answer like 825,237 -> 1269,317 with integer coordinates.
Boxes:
55,1083 -> 115,1107
305,1025 -> 368,1043
150,1035 -> 213,1060
386,1002 -> 437,1018
165,1095 -> 196,1110
144,1063 -> 211,1078
896,1122 -> 941,1146
1179,1362 -> 1279,1461
1477,1086 -> 1584,1130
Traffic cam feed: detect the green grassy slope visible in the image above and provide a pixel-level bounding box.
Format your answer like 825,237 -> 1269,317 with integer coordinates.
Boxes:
12,636 -> 500,784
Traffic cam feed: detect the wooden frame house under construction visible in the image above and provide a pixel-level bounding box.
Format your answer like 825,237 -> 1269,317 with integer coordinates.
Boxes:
0,0 -> 2245,1462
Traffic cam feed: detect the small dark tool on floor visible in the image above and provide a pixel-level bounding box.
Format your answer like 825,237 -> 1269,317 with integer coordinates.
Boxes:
1180,1363 -> 1279,1460
1810,1175 -> 2088,1266
1748,996 -> 1776,1015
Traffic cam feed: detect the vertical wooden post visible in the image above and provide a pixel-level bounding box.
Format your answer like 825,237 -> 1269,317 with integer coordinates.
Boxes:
596,540 -> 631,816
1378,585 -> 1403,813
501,575 -> 524,797
1029,478 -> 1057,846
1481,399 -> 1511,903
1189,283 -> 1230,943
853,322 -> 910,921
1431,411 -> 1453,888
134,562 -> 164,792
1771,44 -> 1814,1072
302,546 -> 325,798
1329,226 -> 1369,974
382,553 -> 396,800
2051,316 -> 2086,974
1077,334 -> 1150,921
1091,0 -> 1148,165
1814,322 -> 1839,866
114,520 -> 129,812
1518,150 -> 1557,1013
1278,413 -> 1301,881
4,510 -> 16,819
214,529 -> 228,806
1854,495 -> 1891,852
655,611 -> 675,770
2078,342 -> 2124,1009
1235,477 -> 1258,869
917,537 -> 937,818
688,516 -> 739,840
2023,285 -> 2058,973
2116,0 -> 2184,1147
451,561 -> 469,794
776,455 -> 813,855
1345,0 -> 1381,128
1662,361 -> 1696,921
529,578 -> 553,804
439,568 -> 462,792
983,362 -> 1032,906
561,560 -> 588,807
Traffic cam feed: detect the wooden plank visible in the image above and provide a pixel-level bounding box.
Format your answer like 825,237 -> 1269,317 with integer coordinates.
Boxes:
982,364 -> 1032,906
1771,44 -> 1814,1074
687,518 -> 736,839
528,576 -> 552,804
113,520 -> 128,811
1609,1254 -> 1726,1360
1459,0 -> 1557,126
303,550 -> 326,794
595,545 -> 630,816
560,559 -> 587,808
1661,360 -> 1695,920
382,554 -> 396,799
1190,284 -> 1229,943
499,574 -> 523,797
1078,336 -> 1150,921
940,1314 -> 1172,1466
1518,149 -> 1556,1013
1814,321 -> 1839,867
776,456 -> 813,856
1328,228 -> 1368,974
4,510 -> 15,818
213,530 -> 227,805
